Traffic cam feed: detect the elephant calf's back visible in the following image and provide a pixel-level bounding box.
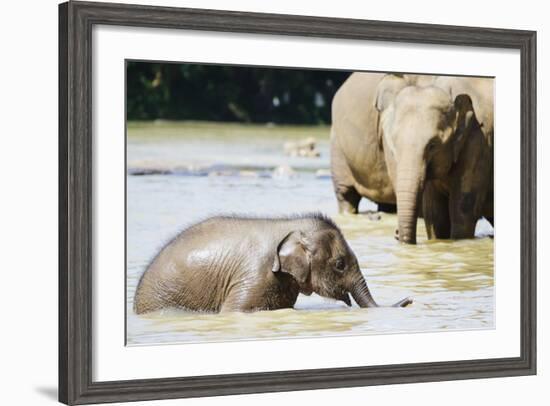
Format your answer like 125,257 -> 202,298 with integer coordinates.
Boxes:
133,219 -> 260,314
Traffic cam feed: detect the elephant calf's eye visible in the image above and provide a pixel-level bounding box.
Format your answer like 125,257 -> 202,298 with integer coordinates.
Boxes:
335,257 -> 346,271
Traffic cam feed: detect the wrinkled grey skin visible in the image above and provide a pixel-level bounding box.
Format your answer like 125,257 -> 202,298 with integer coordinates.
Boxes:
331,72 -> 493,244
134,214 -> 412,314
330,72 -> 394,215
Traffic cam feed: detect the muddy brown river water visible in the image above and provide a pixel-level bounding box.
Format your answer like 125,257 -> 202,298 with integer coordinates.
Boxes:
126,122 -> 494,346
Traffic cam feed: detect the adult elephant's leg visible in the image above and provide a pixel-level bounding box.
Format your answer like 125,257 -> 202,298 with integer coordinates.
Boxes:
331,138 -> 361,214
449,182 -> 488,239
448,131 -> 492,239
423,182 -> 450,239
336,185 -> 361,214
449,194 -> 478,239
449,155 -> 492,239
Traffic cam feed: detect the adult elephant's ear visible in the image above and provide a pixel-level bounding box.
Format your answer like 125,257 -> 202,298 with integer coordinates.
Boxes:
452,94 -> 476,163
374,74 -> 409,112
272,231 -> 311,284
374,74 -> 407,148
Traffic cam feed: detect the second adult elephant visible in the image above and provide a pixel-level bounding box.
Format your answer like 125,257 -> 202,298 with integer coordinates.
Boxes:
330,73 -> 494,244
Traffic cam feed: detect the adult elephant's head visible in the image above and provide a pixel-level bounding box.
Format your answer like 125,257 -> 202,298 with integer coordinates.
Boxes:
376,75 -> 478,244
272,223 -> 411,307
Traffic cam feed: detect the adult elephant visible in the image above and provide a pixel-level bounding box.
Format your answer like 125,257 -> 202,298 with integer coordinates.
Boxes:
330,72 -> 435,215
134,214 -> 411,314
331,72 -> 493,244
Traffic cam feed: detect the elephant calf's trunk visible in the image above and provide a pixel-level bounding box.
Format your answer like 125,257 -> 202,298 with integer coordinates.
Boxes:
350,275 -> 413,308
350,280 -> 379,308
392,297 -> 413,307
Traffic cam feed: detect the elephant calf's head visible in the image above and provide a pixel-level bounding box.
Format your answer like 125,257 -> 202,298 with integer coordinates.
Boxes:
273,221 -> 411,308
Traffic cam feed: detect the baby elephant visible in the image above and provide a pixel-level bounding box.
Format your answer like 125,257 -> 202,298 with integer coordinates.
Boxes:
134,213 -> 412,314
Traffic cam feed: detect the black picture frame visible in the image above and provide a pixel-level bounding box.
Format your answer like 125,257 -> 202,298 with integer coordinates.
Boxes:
59,1 -> 537,404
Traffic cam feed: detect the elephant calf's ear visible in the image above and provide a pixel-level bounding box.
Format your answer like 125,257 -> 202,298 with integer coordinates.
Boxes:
452,94 -> 476,163
272,231 -> 311,284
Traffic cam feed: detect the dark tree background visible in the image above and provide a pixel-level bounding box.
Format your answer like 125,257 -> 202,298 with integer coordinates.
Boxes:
127,62 -> 350,124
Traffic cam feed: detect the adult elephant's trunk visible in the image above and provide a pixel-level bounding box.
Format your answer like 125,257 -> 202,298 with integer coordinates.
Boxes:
349,274 -> 379,308
395,160 -> 425,244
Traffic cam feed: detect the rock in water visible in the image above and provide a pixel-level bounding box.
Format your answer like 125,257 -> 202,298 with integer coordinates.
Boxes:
283,137 -> 321,158
315,169 -> 331,179
239,170 -> 259,178
272,165 -> 297,179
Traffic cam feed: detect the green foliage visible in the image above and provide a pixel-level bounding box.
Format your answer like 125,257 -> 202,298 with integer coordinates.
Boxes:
127,62 -> 350,124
